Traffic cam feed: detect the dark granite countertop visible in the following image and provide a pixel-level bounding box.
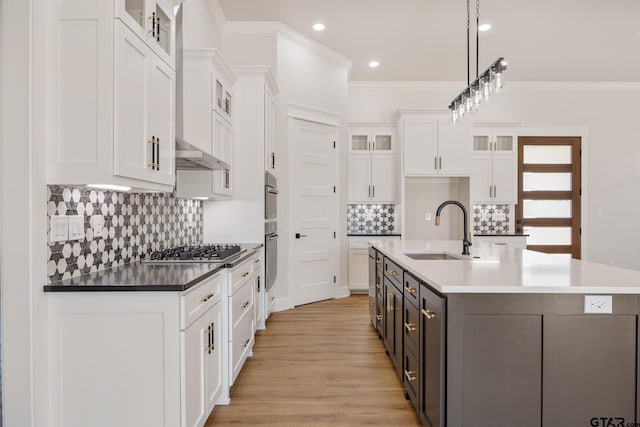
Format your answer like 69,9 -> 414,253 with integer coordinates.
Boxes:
347,233 -> 402,237
44,244 -> 262,292
473,233 -> 529,237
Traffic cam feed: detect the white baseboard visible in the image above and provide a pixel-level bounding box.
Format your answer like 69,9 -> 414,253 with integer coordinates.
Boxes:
273,296 -> 293,312
335,286 -> 350,299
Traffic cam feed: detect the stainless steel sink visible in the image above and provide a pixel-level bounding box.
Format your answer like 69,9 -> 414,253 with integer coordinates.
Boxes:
403,252 -> 462,260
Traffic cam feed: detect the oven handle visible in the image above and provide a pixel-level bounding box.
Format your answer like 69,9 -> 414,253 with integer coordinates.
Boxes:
266,188 -> 279,195
267,234 -> 279,240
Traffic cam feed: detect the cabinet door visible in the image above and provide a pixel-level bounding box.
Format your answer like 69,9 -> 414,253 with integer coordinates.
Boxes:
371,155 -> 395,203
420,287 -> 446,427
182,313 -> 208,427
492,155 -> 517,203
348,249 -> 369,291
151,0 -> 175,68
391,283 -> 404,375
204,302 -> 223,413
114,22 -> 153,183
147,55 -> 175,185
348,129 -> 371,153
265,85 -> 276,171
372,129 -> 393,154
347,154 -> 372,202
470,155 -> 493,203
437,120 -> 470,175
116,0 -> 150,42
368,252 -> 377,329
403,118 -> 437,176
212,114 -> 232,197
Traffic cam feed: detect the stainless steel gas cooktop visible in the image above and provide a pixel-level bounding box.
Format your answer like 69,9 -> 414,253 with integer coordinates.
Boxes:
144,244 -> 245,263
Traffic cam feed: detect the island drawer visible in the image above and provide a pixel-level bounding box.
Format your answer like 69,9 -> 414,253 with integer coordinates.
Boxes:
404,273 -> 420,308
180,271 -> 224,330
384,257 -> 403,291
404,299 -> 419,353
403,345 -> 420,414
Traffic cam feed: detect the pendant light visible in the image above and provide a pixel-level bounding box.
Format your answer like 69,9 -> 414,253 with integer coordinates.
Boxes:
449,0 -> 507,123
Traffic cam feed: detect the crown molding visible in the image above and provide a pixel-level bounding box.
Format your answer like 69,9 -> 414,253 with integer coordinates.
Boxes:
350,80 -> 640,91
223,21 -> 352,74
285,103 -> 342,127
230,65 -> 279,94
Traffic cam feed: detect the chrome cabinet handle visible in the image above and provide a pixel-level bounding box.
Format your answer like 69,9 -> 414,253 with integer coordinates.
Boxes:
439,156 -> 442,170
434,156 -> 438,170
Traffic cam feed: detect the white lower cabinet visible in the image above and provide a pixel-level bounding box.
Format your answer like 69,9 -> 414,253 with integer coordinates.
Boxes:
227,254 -> 259,385
348,236 -> 400,291
181,273 -> 225,427
266,284 -> 276,318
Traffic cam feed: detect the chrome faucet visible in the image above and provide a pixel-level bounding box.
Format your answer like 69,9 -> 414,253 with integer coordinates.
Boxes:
435,200 -> 472,255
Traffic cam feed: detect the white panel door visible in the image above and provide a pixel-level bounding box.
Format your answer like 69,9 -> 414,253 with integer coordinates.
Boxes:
403,118 -> 437,175
347,154 -> 371,203
492,155 -> 518,203
437,120 -> 471,175
292,119 -> 339,306
470,156 -> 493,202
371,155 -> 394,203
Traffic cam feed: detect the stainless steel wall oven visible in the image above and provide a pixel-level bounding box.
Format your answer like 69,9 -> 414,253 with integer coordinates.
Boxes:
265,172 -> 278,291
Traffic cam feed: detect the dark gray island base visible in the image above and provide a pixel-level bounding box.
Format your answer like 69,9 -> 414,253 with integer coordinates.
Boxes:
368,242 -> 640,427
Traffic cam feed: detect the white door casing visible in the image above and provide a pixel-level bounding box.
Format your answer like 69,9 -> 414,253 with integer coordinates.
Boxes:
291,118 -> 339,306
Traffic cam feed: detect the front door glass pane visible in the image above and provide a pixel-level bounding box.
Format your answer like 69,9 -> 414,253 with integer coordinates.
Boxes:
523,200 -> 572,218
523,145 -> 572,164
524,227 -> 572,245
523,173 -> 572,191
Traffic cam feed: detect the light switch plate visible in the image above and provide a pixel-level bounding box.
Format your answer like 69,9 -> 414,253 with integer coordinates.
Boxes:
90,215 -> 105,237
68,215 -> 85,240
584,295 -> 612,314
50,215 -> 69,243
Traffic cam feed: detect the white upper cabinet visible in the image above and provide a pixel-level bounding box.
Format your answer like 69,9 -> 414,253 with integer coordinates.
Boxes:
397,111 -> 471,177
347,124 -> 395,203
116,0 -> 175,67
265,84 -> 277,172
48,0 -> 177,191
176,49 -> 237,200
348,128 -> 394,154
470,129 -> 518,203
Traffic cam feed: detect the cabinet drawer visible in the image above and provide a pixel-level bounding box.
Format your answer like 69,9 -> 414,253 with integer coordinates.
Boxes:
404,345 -> 420,413
230,309 -> 254,384
404,299 -> 420,354
375,267 -> 384,298
230,280 -> 253,329
230,256 -> 256,295
180,272 -> 223,330
403,273 -> 420,308
383,257 -> 403,291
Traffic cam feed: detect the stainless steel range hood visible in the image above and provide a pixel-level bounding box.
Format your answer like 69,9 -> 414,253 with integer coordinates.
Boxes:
174,4 -> 227,171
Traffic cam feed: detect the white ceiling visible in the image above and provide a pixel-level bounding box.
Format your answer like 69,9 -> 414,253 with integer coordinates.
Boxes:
217,0 -> 640,82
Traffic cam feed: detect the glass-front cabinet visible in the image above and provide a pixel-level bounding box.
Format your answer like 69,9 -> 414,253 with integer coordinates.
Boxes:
470,128 -> 518,204
116,0 -> 176,68
348,126 -> 394,154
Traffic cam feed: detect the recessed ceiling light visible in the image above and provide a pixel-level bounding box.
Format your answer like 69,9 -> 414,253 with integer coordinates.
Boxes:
369,60 -> 380,68
478,23 -> 491,32
313,23 -> 325,31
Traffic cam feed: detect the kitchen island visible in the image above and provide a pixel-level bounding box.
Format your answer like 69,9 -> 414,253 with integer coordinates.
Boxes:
369,239 -> 640,427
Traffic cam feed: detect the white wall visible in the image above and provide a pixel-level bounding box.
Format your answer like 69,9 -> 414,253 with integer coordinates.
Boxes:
182,0 -> 224,49
349,82 -> 640,270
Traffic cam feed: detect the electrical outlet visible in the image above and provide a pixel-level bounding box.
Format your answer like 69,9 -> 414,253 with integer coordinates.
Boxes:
584,295 -> 612,314
50,215 -> 69,243
425,212 -> 431,221
68,215 -> 85,240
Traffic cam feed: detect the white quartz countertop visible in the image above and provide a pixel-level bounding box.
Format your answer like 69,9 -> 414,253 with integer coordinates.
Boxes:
370,239 -> 640,294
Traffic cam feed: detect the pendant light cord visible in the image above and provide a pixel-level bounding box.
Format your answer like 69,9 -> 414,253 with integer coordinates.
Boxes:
476,0 -> 480,78
466,0 -> 470,86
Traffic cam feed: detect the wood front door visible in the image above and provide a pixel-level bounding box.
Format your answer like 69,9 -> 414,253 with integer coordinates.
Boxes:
516,137 -> 581,258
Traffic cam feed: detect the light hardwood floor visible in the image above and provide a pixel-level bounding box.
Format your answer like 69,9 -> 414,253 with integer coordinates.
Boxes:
206,295 -> 420,426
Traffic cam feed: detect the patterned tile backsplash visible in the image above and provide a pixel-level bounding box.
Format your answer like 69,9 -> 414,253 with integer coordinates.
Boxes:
347,204 -> 395,234
47,186 -> 203,283
473,204 -> 511,234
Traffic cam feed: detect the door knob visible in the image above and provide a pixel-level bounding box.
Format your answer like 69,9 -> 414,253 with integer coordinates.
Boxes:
295,233 -> 307,239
